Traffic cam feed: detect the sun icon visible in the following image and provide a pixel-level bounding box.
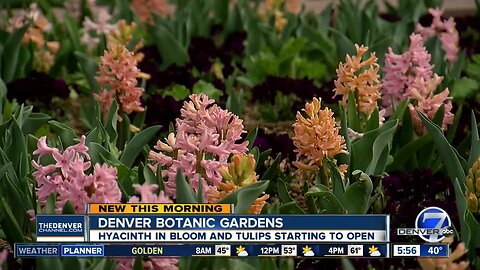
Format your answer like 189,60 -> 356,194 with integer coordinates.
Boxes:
302,245 -> 312,254
236,245 -> 248,256
302,245 -> 315,256
368,245 -> 381,256
236,245 -> 246,254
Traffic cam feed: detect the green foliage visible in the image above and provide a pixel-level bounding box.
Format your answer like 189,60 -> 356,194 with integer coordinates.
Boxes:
0,25 -> 29,83
244,37 -> 327,85
419,111 -> 480,258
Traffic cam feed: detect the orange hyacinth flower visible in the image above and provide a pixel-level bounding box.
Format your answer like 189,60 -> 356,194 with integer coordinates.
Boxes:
209,154 -> 269,214
292,97 -> 348,173
334,44 -> 382,117
95,43 -> 148,115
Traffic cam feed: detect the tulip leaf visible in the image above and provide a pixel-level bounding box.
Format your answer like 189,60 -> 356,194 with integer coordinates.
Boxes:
277,178 -> 293,203
468,111 -> 480,168
419,112 -> 470,245
352,120 -> 398,175
105,100 -> 118,144
49,120 -> 77,147
175,170 -> 198,204
1,25 -> 28,82
218,180 -> 270,214
245,127 -> 258,150
0,196 -> 25,244
120,125 -> 161,168
342,170 -> 373,214
279,201 -> 305,214
22,112 -> 51,135
261,153 -> 282,180
327,159 -> 345,199
432,103 -> 445,128
365,107 -> 379,131
150,24 -> 188,69
37,258 -> 62,270
388,135 -> 431,171
74,51 -> 99,93
347,92 -> 360,132
306,191 -> 345,214
133,257 -> 143,270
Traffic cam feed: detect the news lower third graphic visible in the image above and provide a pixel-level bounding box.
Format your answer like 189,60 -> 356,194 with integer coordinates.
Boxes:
14,244 -> 392,258
18,203 -> 452,259
396,207 -> 453,243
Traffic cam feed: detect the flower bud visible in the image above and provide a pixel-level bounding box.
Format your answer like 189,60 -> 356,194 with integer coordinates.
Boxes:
466,176 -> 475,193
221,154 -> 258,187
466,191 -> 479,214
476,178 -> 480,197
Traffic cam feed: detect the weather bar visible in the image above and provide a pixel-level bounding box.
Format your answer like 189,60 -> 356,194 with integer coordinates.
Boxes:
15,243 -> 390,258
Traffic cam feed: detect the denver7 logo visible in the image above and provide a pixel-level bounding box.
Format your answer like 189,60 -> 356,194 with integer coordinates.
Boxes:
415,207 -> 452,243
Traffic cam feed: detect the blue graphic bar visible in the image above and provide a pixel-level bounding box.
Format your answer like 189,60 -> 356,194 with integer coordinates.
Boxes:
420,244 -> 449,257
14,243 -> 390,258
88,215 -> 388,230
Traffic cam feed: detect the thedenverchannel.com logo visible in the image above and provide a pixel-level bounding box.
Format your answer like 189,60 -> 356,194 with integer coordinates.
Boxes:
396,206 -> 454,243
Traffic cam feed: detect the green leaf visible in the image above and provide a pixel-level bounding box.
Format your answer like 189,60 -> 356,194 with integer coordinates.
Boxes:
245,127 -> 258,150
279,201 -> 305,214
49,120 -> 77,146
388,135 -> 431,171
64,16 -> 81,52
37,258 -> 62,270
120,125 -> 161,168
468,111 -> 480,168
164,84 -> 190,101
347,92 -> 360,132
327,160 -> 345,199
63,201 -> 75,214
447,102 -> 463,143
419,112 -> 470,244
193,80 -> 223,100
277,178 -> 293,203
226,88 -> 244,117
0,197 -> 25,243
432,103 -> 445,128
105,100 -> 118,144
88,142 -> 120,165
278,38 -> 306,63
342,170 -> 373,214
365,107 -> 379,131
175,170 -> 198,203
352,120 -> 398,175
331,28 -> 356,62
150,24 -> 188,69
1,25 -> 28,82
389,100 -> 408,121
133,257 -> 143,270
6,119 -> 28,180
338,105 -> 351,166
261,153 -> 281,180
305,191 -> 346,214
62,257 -> 81,270
341,258 -> 356,270
115,0 -> 134,22
0,78 -> 7,108
22,112 -> 51,134
143,164 -> 158,186
74,51 -> 99,93
449,51 -> 466,79
218,181 -> 270,213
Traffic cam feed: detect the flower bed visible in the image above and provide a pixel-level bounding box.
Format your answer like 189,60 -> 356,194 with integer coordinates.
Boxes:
1,0 -> 480,269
